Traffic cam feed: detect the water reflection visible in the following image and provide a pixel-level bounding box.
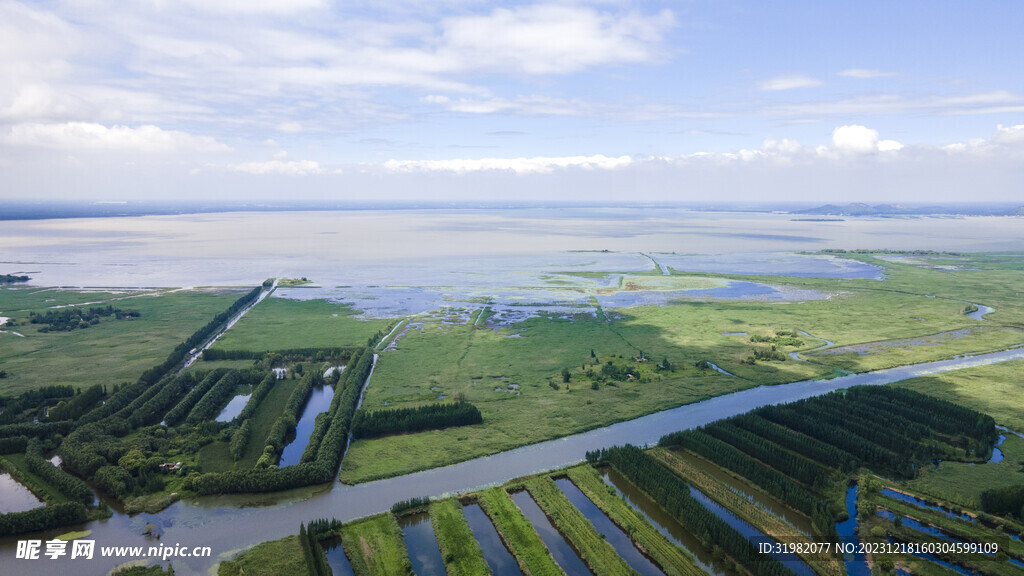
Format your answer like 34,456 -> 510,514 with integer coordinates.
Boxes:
687,487 -> 816,576
322,536 -> 356,576
601,468 -> 727,576
215,393 -> 251,423
278,385 -> 335,467
510,490 -> 593,576
0,473 -> 43,514
554,477 -> 664,576
835,485 -> 869,576
879,489 -> 976,523
398,512 -> 445,576
463,503 -> 523,576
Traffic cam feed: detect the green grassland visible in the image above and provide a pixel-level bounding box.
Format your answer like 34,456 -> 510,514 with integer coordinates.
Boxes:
565,464 -> 708,576
339,513 -> 413,576
342,253 -> 1024,483
429,499 -> 491,576
236,378 -> 299,469
217,534 -> 309,576
210,296 -> 391,351
894,359 -> 1024,432
476,487 -> 563,576
341,316 -> 747,483
905,433 -> 1024,510
523,475 -> 636,576
0,287 -> 247,395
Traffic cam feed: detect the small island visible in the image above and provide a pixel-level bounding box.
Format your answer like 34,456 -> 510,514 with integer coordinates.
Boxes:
0,274 -> 30,284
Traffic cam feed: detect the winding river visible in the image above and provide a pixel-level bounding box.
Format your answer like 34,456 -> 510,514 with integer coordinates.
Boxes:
3,347 -> 1023,575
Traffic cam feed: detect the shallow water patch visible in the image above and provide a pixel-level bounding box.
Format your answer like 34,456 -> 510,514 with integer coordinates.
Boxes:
399,512 -> 446,576
463,503 -> 523,576
554,477 -> 664,576
510,490 -> 593,576
0,472 -> 43,514
278,385 -> 334,467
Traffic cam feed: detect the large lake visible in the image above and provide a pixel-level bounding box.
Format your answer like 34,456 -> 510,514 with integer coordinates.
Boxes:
2,208 -> 1021,289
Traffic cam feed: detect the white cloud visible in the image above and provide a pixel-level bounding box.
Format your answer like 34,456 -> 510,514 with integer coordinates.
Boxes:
382,154 -> 633,175
831,125 -> 881,153
991,124 -> 1024,145
439,5 -> 675,75
440,96 -> 591,116
7,122 -> 231,153
276,122 -> 304,133
838,69 -> 897,78
227,160 -> 322,175
764,91 -> 1024,118
876,139 -> 904,152
827,125 -> 903,154
153,0 -> 327,14
758,76 -> 823,91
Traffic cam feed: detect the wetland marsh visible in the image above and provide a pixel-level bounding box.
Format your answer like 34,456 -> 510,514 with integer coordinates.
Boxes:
1,208 -> 1022,575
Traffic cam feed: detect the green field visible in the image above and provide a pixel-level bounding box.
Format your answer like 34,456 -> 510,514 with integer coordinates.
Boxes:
339,253 -> 1024,483
210,296 -> 391,351
236,377 -> 299,469
523,475 -> 635,576
476,487 -> 563,576
894,359 -> 1024,432
905,433 -> 1024,509
217,534 -> 309,576
429,499 -> 491,576
0,287 -> 247,394
339,513 -> 413,576
566,465 -> 708,576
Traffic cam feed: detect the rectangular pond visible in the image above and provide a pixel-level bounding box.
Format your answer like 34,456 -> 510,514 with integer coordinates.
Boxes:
463,502 -> 523,576
554,477 -> 664,575
0,472 -> 43,514
510,490 -> 593,576
398,512 -> 446,576
278,384 -> 335,467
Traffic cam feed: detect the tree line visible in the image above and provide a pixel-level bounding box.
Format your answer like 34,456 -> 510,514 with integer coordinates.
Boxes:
258,371 -> 321,467
0,385 -> 75,425
184,370 -> 245,426
0,501 -> 87,538
25,438 -> 94,504
660,428 -> 825,519
190,348 -> 375,494
351,401 -> 482,439
136,285 -> 262,387
203,346 -> 356,364
29,305 -> 139,332
128,373 -> 198,428
587,445 -> 798,576
658,387 -> 999,539
47,385 -> 105,422
980,485 -> 1024,518
301,518 -> 345,576
163,370 -> 229,427
233,372 -> 277,424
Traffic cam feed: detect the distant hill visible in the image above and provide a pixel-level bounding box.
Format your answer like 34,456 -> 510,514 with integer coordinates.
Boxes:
795,203 -> 1021,216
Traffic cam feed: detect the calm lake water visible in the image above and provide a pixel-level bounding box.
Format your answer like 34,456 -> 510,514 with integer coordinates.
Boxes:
3,209 -> 1020,290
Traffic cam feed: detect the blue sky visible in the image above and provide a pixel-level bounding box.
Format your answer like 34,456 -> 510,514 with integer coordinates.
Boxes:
2,0 -> 1022,203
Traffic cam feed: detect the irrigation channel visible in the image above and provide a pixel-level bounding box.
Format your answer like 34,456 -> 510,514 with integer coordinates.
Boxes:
3,347 -> 1024,574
